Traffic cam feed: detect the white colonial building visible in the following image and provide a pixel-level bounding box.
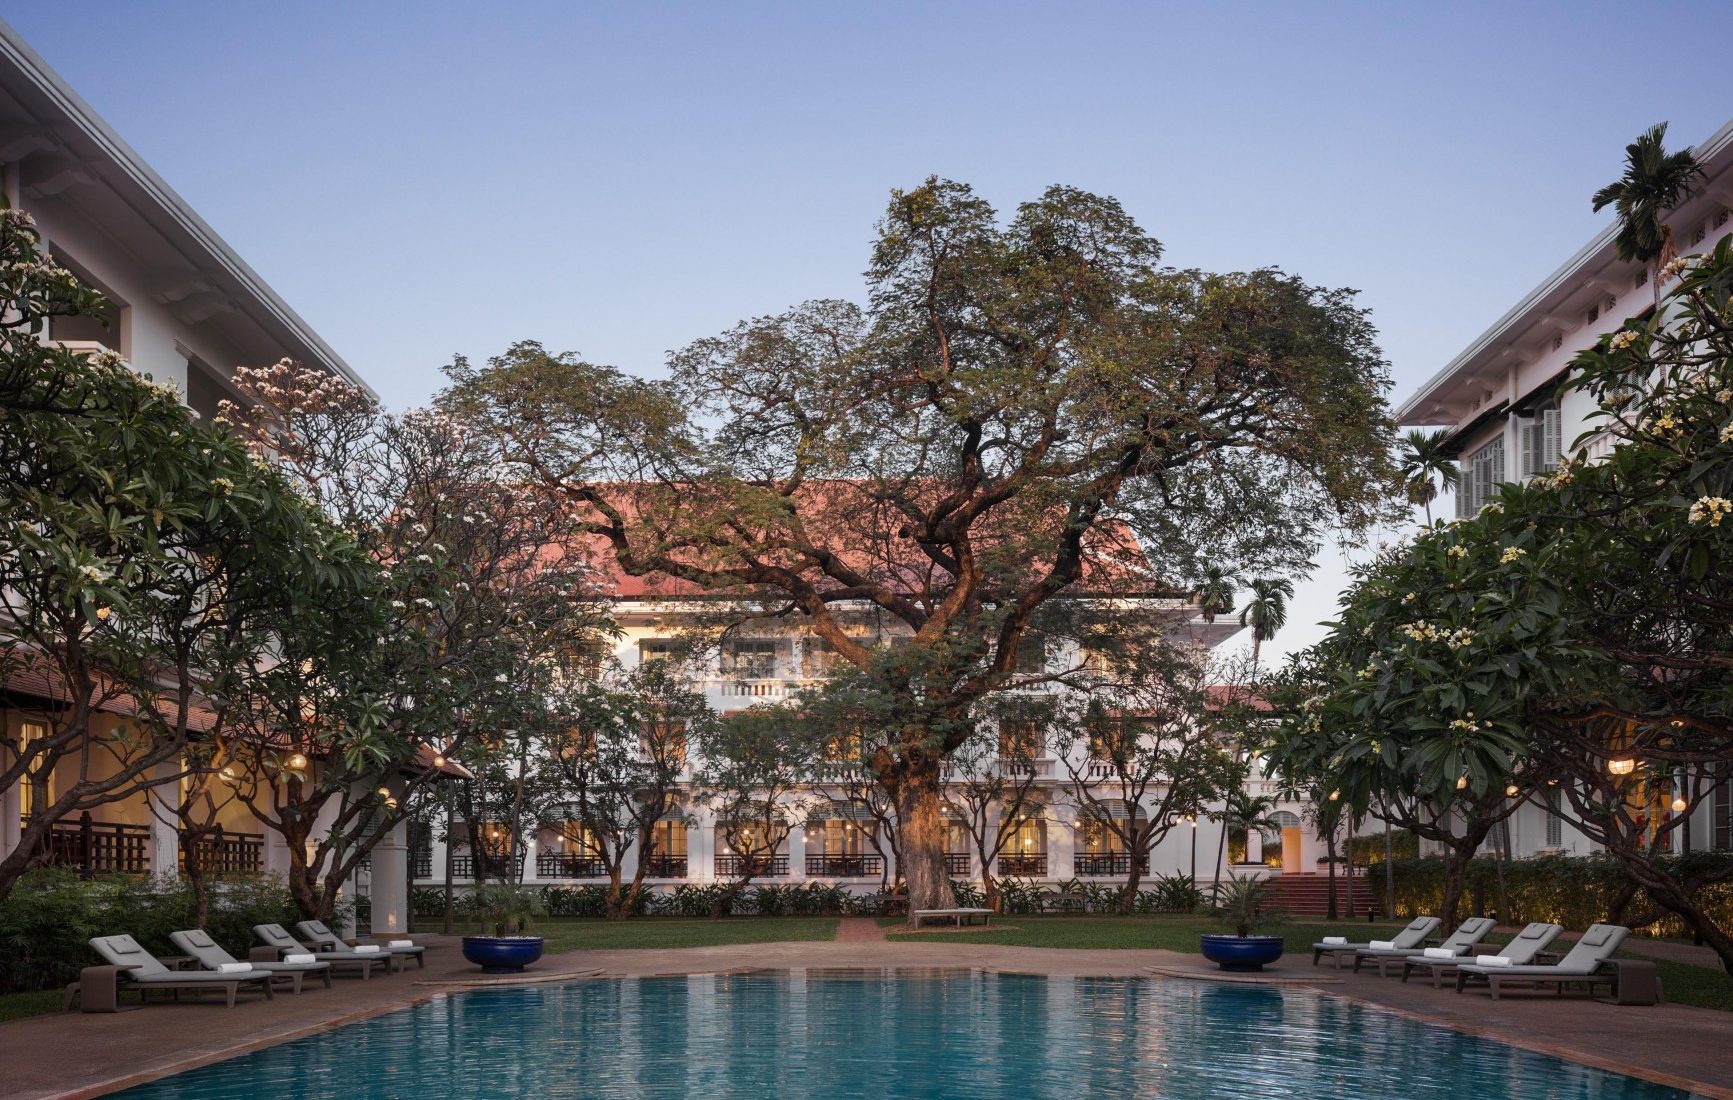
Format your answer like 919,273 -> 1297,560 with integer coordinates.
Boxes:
1397,116 -> 1733,861
416,570 -> 1369,911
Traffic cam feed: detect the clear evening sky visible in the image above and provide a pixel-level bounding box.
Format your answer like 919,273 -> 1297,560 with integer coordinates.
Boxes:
9,1 -> 1727,664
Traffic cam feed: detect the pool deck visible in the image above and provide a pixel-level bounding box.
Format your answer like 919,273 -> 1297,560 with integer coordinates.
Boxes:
8,934 -> 1732,1100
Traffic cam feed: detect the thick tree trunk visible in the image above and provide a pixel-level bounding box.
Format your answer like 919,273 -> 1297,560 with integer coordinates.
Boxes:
1117,852 -> 1147,914
897,757 -> 957,927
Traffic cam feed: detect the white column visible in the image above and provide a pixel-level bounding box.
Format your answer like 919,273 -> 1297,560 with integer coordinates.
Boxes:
692,812 -> 716,882
1049,806 -> 1076,881
787,823 -> 807,881
1245,827 -> 1263,866
146,759 -> 180,880
369,784 -> 409,937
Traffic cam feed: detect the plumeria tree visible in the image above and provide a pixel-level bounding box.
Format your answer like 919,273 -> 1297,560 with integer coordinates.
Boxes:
0,204 -> 370,902
538,660 -> 707,919
1270,230 -> 1733,970
217,362 -> 605,919
1050,642 -> 1246,911
694,705 -> 824,917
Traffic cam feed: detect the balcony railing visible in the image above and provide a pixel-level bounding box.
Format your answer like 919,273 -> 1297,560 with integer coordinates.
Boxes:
715,854 -> 789,877
805,853 -> 883,877
993,757 -> 1056,779
537,852 -> 608,879
44,814 -> 150,876
998,854 -> 1048,876
945,852 -> 971,876
179,830 -> 264,875
412,849 -> 432,878
1072,853 -> 1149,876
449,852 -> 524,880
641,854 -> 687,878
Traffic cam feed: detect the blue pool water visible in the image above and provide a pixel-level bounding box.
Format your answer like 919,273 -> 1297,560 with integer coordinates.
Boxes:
115,971 -> 1685,1099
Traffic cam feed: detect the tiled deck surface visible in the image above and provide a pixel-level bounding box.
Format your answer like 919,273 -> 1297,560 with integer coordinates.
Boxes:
6,934 -> 1731,1099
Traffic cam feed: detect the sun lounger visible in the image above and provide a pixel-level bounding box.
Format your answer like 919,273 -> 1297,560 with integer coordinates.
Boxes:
297,919 -> 426,970
1455,923 -> 1629,1000
171,928 -> 332,994
1401,922 -> 1562,986
254,923 -> 391,979
911,907 -> 993,927
1312,916 -> 1440,968
1354,916 -> 1495,975
87,934 -> 274,1008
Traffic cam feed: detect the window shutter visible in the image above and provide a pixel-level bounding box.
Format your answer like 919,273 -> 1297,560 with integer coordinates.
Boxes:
1519,418 -> 1536,478
1543,406 -> 1561,471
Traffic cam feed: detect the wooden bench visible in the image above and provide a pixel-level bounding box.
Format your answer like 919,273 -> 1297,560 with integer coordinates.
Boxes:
912,907 -> 993,927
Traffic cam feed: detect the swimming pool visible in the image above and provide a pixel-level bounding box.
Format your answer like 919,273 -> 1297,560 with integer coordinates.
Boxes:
114,970 -> 1685,1099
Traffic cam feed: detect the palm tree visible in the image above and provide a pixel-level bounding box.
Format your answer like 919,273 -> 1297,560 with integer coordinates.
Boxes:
1194,566 -> 1237,624
1213,789 -> 1278,887
1592,122 -> 1704,306
1238,577 -> 1293,676
1397,429 -> 1459,526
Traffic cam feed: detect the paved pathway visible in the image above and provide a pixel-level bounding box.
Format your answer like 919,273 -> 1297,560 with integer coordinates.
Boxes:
6,933 -> 1731,1100
832,917 -> 887,942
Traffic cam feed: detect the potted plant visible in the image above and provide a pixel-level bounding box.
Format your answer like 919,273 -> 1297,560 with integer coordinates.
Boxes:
461,883 -> 548,973
1198,873 -> 1285,971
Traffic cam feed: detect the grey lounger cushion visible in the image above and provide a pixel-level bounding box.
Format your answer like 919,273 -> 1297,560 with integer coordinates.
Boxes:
1409,922 -> 1563,970
90,935 -> 266,984
297,919 -> 425,958
171,928 -> 331,975
1359,916 -> 1495,959
255,924 -> 391,976
1314,915 -> 1441,952
1458,923 -> 1627,977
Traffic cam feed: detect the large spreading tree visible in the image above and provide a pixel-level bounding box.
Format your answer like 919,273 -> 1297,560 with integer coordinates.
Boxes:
445,179 -> 1401,918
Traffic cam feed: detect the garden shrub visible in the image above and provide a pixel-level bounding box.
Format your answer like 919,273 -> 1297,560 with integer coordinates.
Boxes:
1369,852 -> 1733,938
0,868 -> 326,994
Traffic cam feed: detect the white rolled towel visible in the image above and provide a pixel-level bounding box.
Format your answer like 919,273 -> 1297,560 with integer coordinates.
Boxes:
216,962 -> 253,973
1479,956 -> 1514,968
1423,947 -> 1457,960
283,953 -> 316,965
388,939 -> 414,949
1322,936 -> 1348,946
350,944 -> 382,954
1368,940 -> 1396,951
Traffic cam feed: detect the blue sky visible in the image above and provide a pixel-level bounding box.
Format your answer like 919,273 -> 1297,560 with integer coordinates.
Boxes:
9,1 -> 1727,660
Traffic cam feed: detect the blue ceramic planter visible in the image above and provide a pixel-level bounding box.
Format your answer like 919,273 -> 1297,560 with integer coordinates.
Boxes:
462,935 -> 545,973
1199,934 -> 1285,971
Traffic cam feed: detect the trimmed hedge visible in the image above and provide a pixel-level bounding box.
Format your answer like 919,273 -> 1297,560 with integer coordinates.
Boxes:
1370,852 -> 1733,938
0,868 -> 334,994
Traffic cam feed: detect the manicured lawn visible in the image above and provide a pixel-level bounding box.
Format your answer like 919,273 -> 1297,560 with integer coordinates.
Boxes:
0,989 -> 61,1023
416,916 -> 841,952
881,913 -> 1406,951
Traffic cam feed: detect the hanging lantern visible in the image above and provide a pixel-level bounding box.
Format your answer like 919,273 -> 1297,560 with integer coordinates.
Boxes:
1671,794 -> 1688,813
432,754 -> 447,769
1455,775 -> 1469,790
218,764 -> 239,783
1607,758 -> 1636,776
1327,789 -> 1340,802
1505,784 -> 1520,797
287,752 -> 309,771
